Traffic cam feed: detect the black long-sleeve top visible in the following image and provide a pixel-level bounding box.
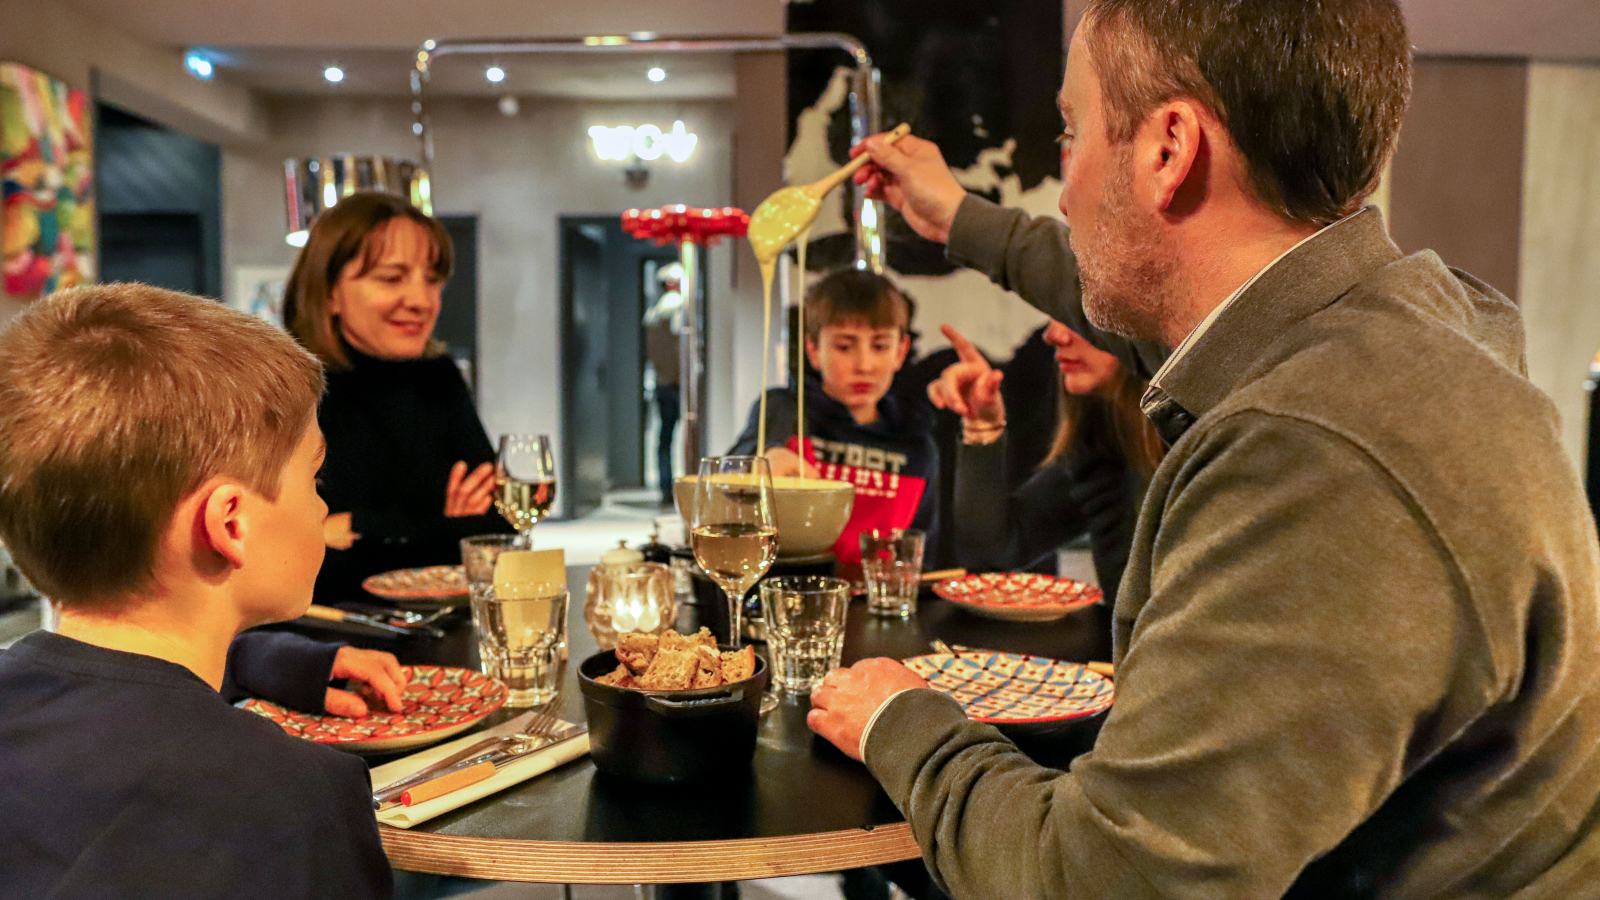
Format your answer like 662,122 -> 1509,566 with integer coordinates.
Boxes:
315,344 -> 512,603
952,408 -> 1143,604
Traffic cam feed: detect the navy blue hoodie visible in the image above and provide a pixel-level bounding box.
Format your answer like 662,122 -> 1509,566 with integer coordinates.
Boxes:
729,377 -> 941,567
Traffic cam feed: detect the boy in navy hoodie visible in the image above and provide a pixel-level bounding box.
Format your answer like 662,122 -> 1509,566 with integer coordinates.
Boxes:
731,269 -> 939,567
0,284 -> 394,900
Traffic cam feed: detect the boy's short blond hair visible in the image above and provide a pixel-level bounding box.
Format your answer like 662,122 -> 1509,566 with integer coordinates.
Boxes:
803,269 -> 913,342
0,284 -> 325,607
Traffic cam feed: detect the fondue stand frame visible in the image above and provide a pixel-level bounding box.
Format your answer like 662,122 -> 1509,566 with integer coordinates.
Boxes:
410,33 -> 886,475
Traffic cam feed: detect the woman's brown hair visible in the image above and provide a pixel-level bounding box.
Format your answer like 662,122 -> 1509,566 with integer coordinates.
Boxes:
1044,366 -> 1164,482
282,191 -> 453,368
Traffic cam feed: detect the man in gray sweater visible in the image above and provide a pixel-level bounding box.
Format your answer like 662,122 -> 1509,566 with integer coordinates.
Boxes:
809,1 -> 1600,897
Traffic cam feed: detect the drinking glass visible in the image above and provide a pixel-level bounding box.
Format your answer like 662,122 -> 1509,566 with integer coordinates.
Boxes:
690,456 -> 778,649
460,534 -> 519,601
760,576 -> 850,699
473,585 -> 569,707
461,533 -> 568,706
860,528 -> 925,617
495,434 -> 557,548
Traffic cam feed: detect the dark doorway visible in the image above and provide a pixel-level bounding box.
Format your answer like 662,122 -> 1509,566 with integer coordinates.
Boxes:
435,216 -> 480,395
100,213 -> 204,294
95,104 -> 222,297
558,217 -> 693,520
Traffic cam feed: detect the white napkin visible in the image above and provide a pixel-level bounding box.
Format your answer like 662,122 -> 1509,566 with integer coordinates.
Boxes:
369,722 -> 590,828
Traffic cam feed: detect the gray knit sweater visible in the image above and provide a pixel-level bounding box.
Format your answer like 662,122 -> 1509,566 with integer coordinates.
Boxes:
865,206 -> 1600,898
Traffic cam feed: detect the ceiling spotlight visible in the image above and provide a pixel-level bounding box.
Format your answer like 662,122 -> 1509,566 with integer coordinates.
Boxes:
183,52 -> 213,80
485,65 -> 505,84
323,66 -> 345,84
647,67 -> 666,83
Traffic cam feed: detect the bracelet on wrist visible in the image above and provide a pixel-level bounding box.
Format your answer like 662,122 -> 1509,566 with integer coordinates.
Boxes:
962,420 -> 1006,445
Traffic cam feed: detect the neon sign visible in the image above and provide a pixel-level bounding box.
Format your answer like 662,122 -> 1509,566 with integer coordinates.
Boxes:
588,121 -> 698,164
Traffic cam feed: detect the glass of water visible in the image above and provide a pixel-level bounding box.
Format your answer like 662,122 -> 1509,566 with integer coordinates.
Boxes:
461,534 -> 567,706
860,529 -> 925,618
759,576 -> 850,698
473,585 -> 569,707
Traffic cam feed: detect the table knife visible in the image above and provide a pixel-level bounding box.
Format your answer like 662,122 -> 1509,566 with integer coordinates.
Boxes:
388,726 -> 590,808
371,709 -> 546,806
302,605 -> 445,639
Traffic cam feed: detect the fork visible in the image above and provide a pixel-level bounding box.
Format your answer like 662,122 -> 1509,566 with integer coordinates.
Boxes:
389,711 -> 578,807
387,607 -> 455,628
930,638 -> 976,662
372,706 -> 566,808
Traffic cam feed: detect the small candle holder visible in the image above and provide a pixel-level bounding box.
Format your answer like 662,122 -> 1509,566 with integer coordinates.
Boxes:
584,562 -> 676,649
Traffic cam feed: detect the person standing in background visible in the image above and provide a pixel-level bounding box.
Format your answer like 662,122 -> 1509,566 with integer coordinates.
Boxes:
644,264 -> 685,507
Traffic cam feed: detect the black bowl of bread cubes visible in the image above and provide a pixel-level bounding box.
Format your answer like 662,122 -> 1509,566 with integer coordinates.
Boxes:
578,628 -> 769,783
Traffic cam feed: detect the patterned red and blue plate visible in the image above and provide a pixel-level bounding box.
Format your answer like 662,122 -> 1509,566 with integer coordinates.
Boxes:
932,572 -> 1102,622
241,665 -> 508,753
904,651 -> 1114,731
363,565 -> 470,605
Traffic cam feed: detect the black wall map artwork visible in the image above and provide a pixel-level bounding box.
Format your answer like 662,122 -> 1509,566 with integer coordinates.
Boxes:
786,0 -> 1065,275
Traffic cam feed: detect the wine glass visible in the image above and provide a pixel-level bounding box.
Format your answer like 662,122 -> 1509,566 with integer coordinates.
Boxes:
690,456 -> 778,650
495,434 -> 557,548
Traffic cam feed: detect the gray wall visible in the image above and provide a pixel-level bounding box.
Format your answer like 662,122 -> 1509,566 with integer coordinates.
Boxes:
1389,57 -> 1527,304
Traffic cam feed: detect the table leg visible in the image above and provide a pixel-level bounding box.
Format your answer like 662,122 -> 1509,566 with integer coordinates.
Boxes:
655,883 -> 738,900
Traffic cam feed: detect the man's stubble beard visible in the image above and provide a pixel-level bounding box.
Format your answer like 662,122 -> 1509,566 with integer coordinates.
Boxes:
1071,146 -> 1180,343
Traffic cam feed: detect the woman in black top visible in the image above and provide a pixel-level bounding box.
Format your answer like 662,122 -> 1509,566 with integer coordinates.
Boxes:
283,192 -> 512,602
929,321 -> 1163,603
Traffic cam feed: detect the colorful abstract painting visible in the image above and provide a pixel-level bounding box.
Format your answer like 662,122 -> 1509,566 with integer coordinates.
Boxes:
1,62 -> 94,301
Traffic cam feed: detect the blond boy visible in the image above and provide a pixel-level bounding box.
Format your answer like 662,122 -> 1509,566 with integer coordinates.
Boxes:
0,285 -> 394,899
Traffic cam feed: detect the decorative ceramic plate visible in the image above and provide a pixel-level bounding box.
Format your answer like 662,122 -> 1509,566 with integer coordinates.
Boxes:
932,572 -> 1102,622
241,665 -> 508,753
363,565 -> 470,604
904,651 -> 1114,729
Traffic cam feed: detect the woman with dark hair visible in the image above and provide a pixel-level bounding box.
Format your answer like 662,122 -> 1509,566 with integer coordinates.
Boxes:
930,320 -> 1162,603
283,191 -> 511,602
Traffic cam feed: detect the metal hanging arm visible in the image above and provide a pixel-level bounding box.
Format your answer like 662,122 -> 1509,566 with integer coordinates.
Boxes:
409,33 -> 885,478
410,32 -> 884,269
409,32 -> 881,185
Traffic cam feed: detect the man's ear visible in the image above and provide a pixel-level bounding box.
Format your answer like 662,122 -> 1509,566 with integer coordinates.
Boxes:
894,333 -> 911,368
1140,98 -> 1205,216
198,481 -> 249,570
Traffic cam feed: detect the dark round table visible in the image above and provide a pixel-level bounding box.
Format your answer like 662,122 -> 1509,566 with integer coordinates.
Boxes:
306,566 -> 1111,884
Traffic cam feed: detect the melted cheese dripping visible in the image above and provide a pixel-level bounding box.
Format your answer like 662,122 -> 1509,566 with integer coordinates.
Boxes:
794,228 -> 809,483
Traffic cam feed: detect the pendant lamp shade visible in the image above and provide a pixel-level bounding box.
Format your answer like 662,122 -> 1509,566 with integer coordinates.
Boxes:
283,156 -> 432,246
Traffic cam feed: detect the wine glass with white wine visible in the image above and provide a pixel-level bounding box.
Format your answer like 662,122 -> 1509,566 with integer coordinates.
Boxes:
495,434 -> 557,548
691,456 -> 778,653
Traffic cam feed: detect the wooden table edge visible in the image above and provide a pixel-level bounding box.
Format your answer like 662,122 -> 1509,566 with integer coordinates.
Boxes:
380,822 -> 922,883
